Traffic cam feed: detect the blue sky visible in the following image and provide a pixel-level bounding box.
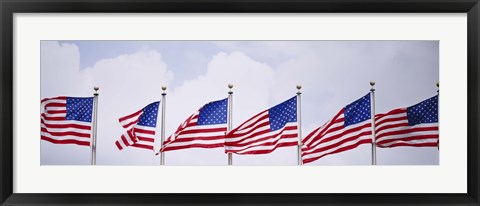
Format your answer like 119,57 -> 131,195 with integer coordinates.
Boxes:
41,40 -> 439,165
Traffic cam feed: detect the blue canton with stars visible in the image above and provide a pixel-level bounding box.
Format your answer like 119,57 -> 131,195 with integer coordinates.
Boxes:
138,101 -> 160,127
198,98 -> 228,125
407,95 -> 438,126
66,97 -> 94,122
344,93 -> 371,127
268,96 -> 297,131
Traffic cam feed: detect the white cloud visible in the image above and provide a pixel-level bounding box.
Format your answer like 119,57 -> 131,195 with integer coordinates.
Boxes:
41,41 -> 173,165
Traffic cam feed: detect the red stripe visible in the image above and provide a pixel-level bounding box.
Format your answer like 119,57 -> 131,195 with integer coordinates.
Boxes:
375,122 -> 409,136
41,114 -> 65,121
118,110 -> 143,123
175,127 -> 226,136
375,108 -> 406,120
302,111 -> 344,148
162,143 -> 224,152
375,116 -> 408,129
226,133 -> 298,154
137,136 -> 154,142
164,135 -> 225,143
41,96 -> 66,103
302,130 -> 372,156
376,126 -> 438,139
377,135 -> 439,147
227,125 -> 275,144
233,142 -> 298,155
308,122 -> 371,150
122,118 -> 141,130
226,126 -> 297,147
44,102 -> 66,108
46,110 -> 67,115
381,142 -> 438,148
115,141 -> 123,150
121,135 -> 131,146
227,117 -> 270,138
134,127 -> 156,135
227,110 -> 268,135
41,128 -> 90,138
303,139 -> 371,164
41,136 -> 90,146
131,143 -> 154,150
41,120 -> 91,130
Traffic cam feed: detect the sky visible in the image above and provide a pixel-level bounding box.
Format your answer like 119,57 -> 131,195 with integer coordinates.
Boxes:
40,41 -> 439,166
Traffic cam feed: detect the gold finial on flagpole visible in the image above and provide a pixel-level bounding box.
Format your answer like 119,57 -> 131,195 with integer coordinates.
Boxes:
94,86 -> 99,95
228,83 -> 233,94
161,86 -> 167,95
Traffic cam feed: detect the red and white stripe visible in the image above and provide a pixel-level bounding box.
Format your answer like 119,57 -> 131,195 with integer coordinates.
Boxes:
301,109 -> 372,164
375,108 -> 439,148
115,109 -> 155,151
161,111 -> 227,152
41,96 -> 92,146
225,110 -> 298,155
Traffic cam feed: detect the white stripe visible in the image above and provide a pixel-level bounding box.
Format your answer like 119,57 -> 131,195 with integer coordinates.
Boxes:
307,119 -> 369,150
42,99 -> 66,105
44,106 -> 67,112
41,124 -> 91,134
302,134 -> 370,160
375,119 -> 408,132
119,111 -> 143,130
303,122 -> 371,154
226,126 -> 298,151
377,131 -> 439,144
376,122 -> 438,138
41,118 -> 92,127
42,112 -> 66,118
232,115 -> 269,136
134,124 -> 157,131
379,138 -> 438,147
375,112 -> 406,124
236,111 -> 268,130
41,132 -> 90,142
235,138 -> 298,154
226,122 -> 297,144
135,140 -> 155,147
306,120 -> 345,148
173,131 -> 226,139
303,113 -> 345,147
163,138 -> 225,148
173,123 -> 227,133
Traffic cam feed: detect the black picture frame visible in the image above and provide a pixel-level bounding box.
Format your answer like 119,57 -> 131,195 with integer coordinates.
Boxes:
1,0 -> 479,205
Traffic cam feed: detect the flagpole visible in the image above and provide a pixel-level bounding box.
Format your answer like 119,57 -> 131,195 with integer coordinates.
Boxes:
370,81 -> 377,165
91,86 -> 99,166
227,84 -> 233,166
296,85 -> 303,165
437,81 -> 439,151
160,86 -> 167,165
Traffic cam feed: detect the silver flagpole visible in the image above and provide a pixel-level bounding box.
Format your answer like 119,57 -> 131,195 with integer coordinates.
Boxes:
160,86 -> 167,165
370,81 -> 377,165
437,81 -> 439,151
91,86 -> 99,166
296,85 -> 303,165
227,84 -> 233,166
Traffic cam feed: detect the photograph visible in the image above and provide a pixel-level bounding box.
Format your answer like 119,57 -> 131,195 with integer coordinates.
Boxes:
40,40 -> 439,166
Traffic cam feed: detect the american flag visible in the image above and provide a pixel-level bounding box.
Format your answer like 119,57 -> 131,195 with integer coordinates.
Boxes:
375,95 -> 438,148
302,94 -> 373,164
161,98 -> 228,152
115,101 -> 159,151
225,96 -> 298,155
41,96 -> 94,146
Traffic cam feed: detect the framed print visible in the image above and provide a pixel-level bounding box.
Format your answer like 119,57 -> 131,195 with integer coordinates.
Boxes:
1,0 -> 479,205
